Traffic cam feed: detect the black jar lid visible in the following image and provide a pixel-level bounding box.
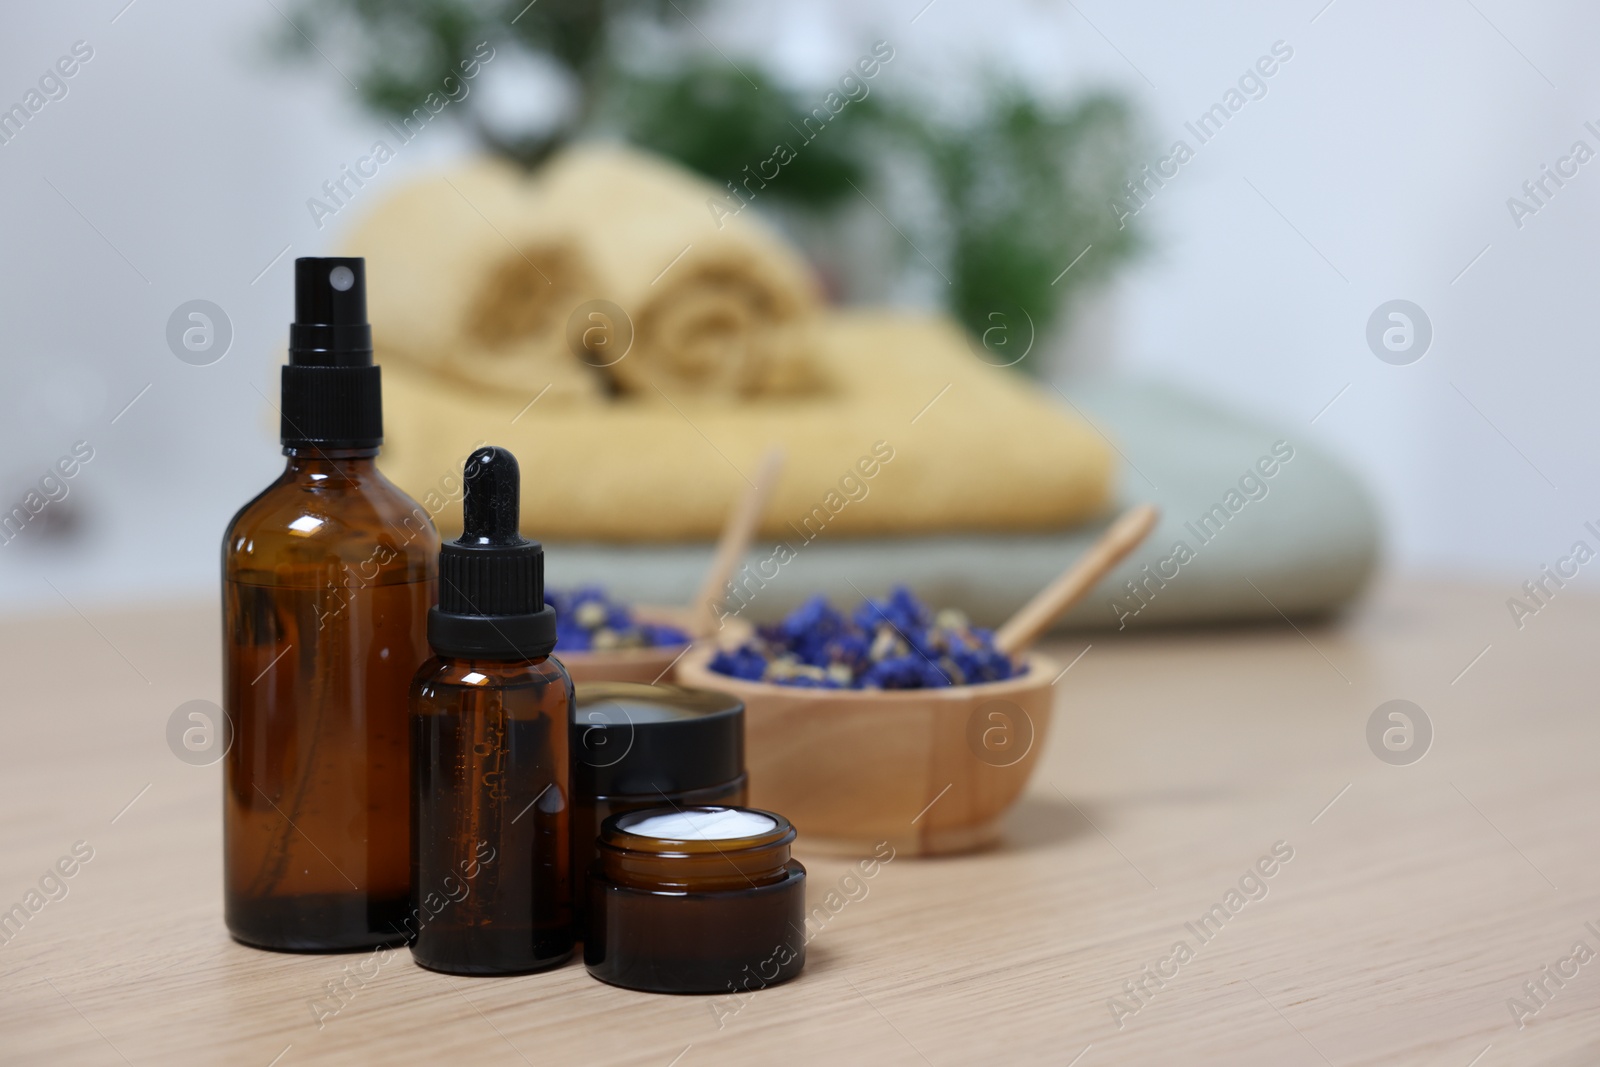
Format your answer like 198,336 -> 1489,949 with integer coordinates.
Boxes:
573,682 -> 744,797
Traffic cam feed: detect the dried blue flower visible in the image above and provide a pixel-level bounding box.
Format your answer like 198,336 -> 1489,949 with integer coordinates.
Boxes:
710,646 -> 767,681
710,587 -> 1020,690
549,586 -> 690,652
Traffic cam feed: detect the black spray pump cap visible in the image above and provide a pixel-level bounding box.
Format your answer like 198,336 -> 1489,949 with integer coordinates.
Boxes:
428,447 -> 558,660
280,257 -> 382,449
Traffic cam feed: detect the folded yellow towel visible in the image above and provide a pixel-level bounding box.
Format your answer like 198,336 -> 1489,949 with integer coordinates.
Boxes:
379,309 -> 1114,541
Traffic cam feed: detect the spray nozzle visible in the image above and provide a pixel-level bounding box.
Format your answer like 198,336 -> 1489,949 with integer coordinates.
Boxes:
289,257 -> 372,367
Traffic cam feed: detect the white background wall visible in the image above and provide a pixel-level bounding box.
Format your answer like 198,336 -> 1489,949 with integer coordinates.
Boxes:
1,0 -> 1593,614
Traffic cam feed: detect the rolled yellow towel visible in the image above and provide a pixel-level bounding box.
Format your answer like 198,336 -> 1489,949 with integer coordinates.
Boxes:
348,158 -> 603,403
532,143 -> 823,398
345,144 -> 824,403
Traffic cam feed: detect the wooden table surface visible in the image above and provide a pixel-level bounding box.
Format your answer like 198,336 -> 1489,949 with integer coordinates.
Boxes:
3,578 -> 1598,1066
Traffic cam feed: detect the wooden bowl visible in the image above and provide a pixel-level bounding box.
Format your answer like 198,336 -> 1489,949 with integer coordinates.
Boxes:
557,606 -> 750,685
675,644 -> 1056,856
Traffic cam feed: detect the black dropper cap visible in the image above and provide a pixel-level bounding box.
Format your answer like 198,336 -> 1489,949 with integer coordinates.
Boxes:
428,447 -> 558,660
280,257 -> 382,449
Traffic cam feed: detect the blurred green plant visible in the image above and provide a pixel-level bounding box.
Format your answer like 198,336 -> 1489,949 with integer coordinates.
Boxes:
604,60 -> 881,212
885,90 -> 1139,356
275,0 -> 1141,373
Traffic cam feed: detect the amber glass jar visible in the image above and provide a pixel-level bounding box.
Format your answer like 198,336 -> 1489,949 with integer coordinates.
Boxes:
223,446 -> 437,951
572,684 -> 746,931
586,806 -> 806,994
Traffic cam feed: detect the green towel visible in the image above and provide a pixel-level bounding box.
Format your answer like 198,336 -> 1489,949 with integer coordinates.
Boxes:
544,378 -> 1379,631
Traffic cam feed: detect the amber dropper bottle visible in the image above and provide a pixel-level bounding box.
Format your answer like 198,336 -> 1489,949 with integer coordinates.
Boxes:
222,257 -> 439,952
410,446 -> 574,975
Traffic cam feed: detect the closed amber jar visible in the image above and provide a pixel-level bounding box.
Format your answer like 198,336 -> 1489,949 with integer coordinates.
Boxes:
572,683 -> 746,932
586,806 -> 806,994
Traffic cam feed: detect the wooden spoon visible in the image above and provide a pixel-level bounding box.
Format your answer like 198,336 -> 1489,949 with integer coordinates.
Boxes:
688,448 -> 786,637
992,503 -> 1160,656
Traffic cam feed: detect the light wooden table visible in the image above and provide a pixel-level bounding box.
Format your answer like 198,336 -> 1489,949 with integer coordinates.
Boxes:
3,579 -> 1597,1066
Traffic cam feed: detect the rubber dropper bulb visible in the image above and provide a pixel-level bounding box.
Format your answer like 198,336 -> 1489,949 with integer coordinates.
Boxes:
460,447 -> 523,547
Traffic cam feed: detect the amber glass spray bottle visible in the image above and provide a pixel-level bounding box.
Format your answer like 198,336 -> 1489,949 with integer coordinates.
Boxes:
410,446 -> 574,975
222,257 -> 439,952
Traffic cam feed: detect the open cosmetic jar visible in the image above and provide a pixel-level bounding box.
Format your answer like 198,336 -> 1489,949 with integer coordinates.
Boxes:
572,683 -> 747,925
585,806 -> 806,994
